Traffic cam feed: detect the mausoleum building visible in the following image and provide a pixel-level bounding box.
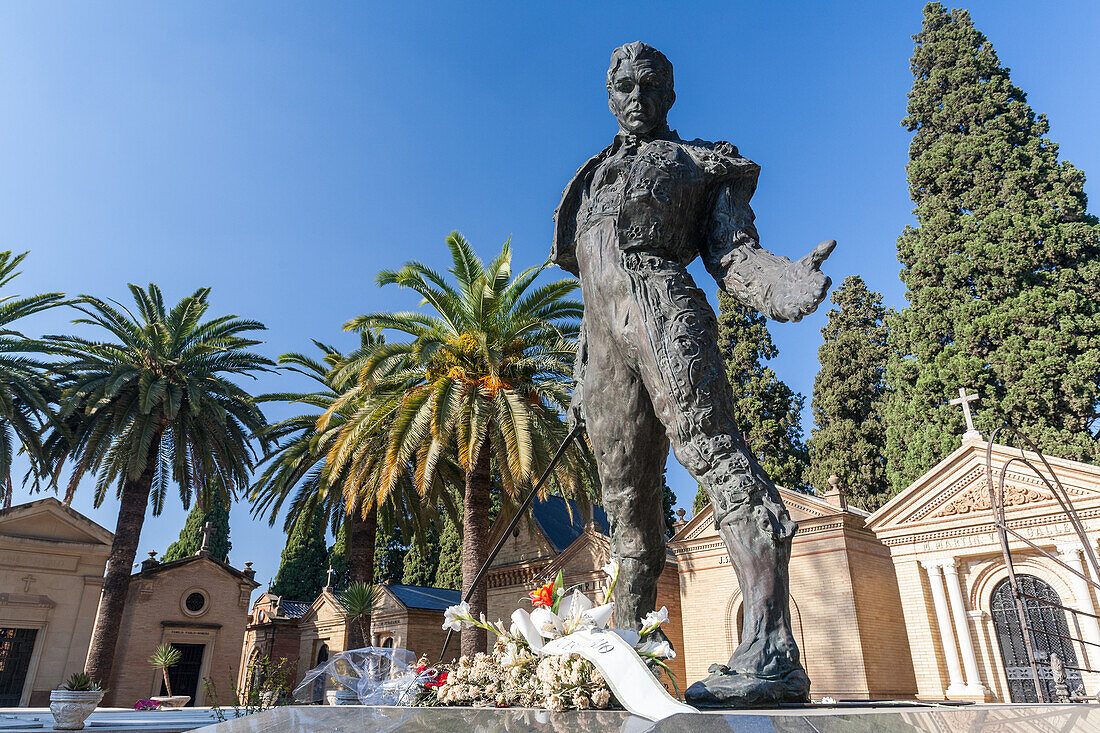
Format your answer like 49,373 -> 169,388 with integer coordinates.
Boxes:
0,498 -> 112,706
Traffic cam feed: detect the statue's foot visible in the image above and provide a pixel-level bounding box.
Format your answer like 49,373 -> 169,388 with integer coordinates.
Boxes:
685,665 -> 810,708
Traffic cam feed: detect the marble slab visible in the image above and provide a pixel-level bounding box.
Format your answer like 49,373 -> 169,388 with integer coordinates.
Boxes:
191,703 -> 1100,732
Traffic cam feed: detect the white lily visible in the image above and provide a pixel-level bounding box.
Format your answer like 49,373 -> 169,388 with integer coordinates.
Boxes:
601,559 -> 619,579
442,601 -> 473,632
510,609 -> 544,652
640,606 -> 669,636
636,638 -> 675,659
558,590 -> 594,633
530,606 -> 565,639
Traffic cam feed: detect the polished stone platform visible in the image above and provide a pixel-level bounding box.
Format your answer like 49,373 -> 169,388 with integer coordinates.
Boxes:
191,703 -> 1100,732
0,706 -> 217,731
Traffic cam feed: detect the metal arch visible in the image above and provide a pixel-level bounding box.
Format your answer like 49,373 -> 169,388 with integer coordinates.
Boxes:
984,423 -> 1100,702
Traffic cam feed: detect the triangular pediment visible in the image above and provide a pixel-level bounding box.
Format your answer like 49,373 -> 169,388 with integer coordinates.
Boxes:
671,485 -> 849,544
0,498 -> 113,546
301,589 -> 349,623
866,438 -> 1100,536
536,529 -> 610,584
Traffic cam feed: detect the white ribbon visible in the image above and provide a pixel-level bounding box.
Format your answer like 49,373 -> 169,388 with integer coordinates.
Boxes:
541,628 -> 696,722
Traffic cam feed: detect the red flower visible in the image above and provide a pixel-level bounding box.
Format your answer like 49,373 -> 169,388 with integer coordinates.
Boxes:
416,665 -> 427,674
425,671 -> 448,688
529,580 -> 555,608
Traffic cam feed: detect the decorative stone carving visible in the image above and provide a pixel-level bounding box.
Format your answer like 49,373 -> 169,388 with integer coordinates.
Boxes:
49,690 -> 104,730
932,481 -> 1047,517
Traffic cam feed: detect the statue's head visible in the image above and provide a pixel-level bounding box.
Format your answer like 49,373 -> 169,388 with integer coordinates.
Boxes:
606,42 -> 675,137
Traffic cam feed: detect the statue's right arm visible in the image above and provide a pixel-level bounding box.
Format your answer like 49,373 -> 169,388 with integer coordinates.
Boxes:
703,183 -> 834,323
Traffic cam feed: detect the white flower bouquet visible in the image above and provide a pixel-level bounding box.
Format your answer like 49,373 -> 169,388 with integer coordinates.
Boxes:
415,561 -> 680,714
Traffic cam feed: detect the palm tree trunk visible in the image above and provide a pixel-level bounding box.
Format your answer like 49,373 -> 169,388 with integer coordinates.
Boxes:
346,505 -> 376,648
85,435 -> 161,700
460,446 -> 492,656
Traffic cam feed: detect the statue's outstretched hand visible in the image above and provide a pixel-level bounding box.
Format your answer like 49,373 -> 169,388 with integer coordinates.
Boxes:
776,240 -> 835,322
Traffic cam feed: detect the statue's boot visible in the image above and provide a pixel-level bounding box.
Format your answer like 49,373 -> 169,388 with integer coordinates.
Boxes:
685,485 -> 810,707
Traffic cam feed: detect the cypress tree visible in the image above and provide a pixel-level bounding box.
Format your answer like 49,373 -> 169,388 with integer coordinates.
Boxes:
162,490 -> 231,563
808,276 -> 891,511
433,512 -> 462,590
269,510 -> 328,602
661,469 -> 676,537
401,523 -> 440,587
716,290 -> 809,490
373,513 -> 405,584
886,3 -> 1100,493
693,485 -> 708,517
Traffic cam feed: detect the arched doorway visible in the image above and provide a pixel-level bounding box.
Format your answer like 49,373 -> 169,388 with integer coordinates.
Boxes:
991,574 -> 1083,702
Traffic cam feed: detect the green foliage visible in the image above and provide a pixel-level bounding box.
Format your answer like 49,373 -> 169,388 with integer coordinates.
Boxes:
61,672 -> 102,692
808,276 -> 891,511
885,3 -> 1100,492
402,522 -> 440,586
44,284 -> 272,512
716,291 -> 809,490
163,488 -> 232,562
373,512 -> 404,584
148,643 -> 182,672
692,485 -> 708,517
433,511 -> 462,590
269,509 -> 329,602
0,251 -> 64,506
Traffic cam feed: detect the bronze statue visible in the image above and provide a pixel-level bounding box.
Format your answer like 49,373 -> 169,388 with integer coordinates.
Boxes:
551,42 -> 834,706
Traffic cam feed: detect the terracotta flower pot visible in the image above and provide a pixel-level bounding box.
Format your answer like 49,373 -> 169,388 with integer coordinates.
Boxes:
49,689 -> 104,730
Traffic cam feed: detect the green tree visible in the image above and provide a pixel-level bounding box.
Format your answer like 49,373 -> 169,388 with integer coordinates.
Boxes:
330,234 -> 591,654
661,469 -> 676,537
250,337 -> 429,644
433,511 -> 462,590
808,276 -> 891,511
402,521 -> 440,586
44,284 -> 271,691
885,3 -> 1100,493
269,509 -> 328,602
162,488 -> 232,562
0,251 -> 64,507
693,484 -> 708,517
373,511 -> 404,585
717,290 -> 808,490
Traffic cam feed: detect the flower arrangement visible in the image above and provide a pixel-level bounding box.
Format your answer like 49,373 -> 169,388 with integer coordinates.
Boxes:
133,699 -> 162,711
417,561 -> 677,712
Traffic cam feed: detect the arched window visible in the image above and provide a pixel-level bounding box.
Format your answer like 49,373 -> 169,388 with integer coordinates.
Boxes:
991,574 -> 1083,702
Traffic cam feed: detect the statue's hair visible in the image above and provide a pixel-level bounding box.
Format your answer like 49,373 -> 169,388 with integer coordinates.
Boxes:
606,42 -> 674,92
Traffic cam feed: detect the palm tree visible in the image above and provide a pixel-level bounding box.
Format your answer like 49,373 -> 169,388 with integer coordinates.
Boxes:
0,251 -> 65,506
43,284 -> 272,690
328,233 -> 589,654
250,337 -> 447,645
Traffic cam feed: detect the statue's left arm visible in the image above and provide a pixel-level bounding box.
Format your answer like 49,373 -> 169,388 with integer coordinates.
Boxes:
703,181 -> 835,323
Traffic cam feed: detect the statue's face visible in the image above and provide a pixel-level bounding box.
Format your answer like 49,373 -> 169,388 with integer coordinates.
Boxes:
608,58 -> 673,136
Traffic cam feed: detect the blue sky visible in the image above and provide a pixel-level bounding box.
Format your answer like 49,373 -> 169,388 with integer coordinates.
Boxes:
1,1 -> 1098,593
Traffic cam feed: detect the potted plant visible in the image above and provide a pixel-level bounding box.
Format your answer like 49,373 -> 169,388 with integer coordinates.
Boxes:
49,673 -> 104,730
148,643 -> 190,708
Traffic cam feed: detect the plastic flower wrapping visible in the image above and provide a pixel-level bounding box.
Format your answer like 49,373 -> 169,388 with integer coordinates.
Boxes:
414,562 -> 678,711
293,648 -> 420,705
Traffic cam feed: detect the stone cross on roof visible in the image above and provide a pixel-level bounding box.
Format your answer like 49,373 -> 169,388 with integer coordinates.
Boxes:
325,566 -> 335,589
949,387 -> 982,441
199,521 -> 215,555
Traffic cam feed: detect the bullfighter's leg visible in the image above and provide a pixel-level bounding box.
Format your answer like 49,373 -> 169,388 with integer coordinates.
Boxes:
581,320 -> 670,630
620,253 -> 810,706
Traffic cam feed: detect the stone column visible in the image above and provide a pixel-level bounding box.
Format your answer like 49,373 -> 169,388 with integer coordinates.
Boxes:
922,559 -> 966,697
942,559 -> 990,698
1057,544 -> 1100,669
